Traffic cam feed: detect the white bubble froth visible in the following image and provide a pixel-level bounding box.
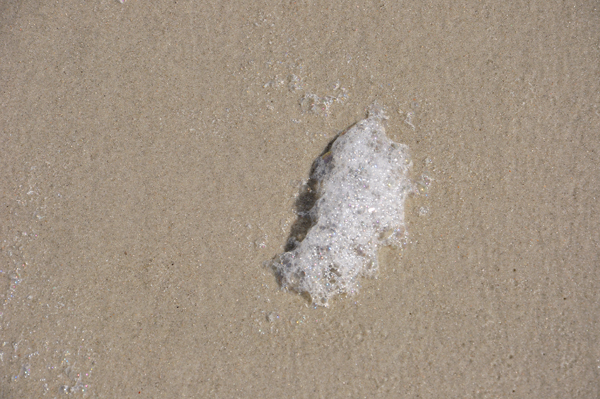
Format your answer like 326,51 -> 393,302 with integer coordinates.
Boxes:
275,111 -> 413,306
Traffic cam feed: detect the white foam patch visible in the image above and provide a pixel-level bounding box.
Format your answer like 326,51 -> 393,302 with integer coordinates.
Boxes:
274,109 -> 413,306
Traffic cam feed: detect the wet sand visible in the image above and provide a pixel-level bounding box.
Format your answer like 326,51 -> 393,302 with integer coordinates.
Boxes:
1,1 -> 599,397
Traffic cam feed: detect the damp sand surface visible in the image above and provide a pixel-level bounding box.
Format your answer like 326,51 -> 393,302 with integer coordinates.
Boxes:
1,1 -> 599,397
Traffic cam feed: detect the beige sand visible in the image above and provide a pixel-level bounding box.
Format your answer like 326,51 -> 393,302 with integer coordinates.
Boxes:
1,1 -> 599,397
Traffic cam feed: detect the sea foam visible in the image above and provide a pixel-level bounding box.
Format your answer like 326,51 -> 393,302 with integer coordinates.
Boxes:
274,108 -> 413,306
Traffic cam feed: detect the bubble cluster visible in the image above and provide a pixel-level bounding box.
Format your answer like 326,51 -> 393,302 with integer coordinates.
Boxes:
274,109 -> 413,306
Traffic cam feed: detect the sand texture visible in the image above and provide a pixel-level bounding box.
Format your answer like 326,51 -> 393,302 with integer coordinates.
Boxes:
1,1 -> 599,397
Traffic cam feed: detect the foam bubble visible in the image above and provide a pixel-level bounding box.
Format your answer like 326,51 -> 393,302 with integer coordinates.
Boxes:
274,109 -> 413,306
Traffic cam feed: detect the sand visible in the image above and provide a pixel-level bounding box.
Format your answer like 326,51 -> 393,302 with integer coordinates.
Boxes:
1,0 -> 599,397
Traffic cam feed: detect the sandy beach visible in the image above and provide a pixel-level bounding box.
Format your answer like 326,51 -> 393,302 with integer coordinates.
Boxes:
1,1 -> 599,397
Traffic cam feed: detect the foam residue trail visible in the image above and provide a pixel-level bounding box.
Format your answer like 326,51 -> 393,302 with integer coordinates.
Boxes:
274,108 -> 413,306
